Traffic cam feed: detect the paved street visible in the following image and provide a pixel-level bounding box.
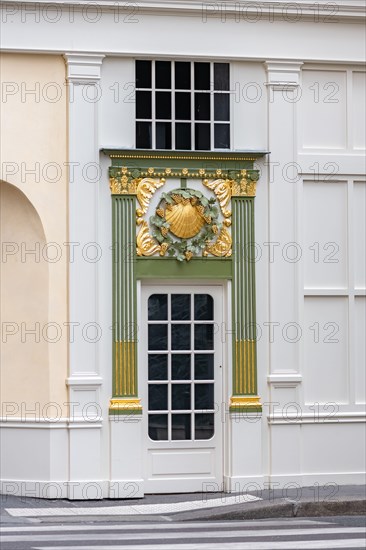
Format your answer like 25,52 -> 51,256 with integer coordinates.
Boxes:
1,517 -> 365,550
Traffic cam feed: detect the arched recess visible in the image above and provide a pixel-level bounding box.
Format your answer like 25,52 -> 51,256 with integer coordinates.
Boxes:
0,180 -> 50,408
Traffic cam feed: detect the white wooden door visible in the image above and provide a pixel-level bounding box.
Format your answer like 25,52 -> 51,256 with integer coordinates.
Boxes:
139,284 -> 224,493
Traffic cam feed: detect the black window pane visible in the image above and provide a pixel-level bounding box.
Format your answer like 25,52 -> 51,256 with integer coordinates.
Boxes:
148,324 -> 168,350
194,324 -> 214,350
148,354 -> 168,380
172,414 -> 191,440
175,62 -> 191,89
171,294 -> 191,320
136,60 -> 151,88
195,354 -> 214,380
195,413 -> 214,439
195,383 -> 214,409
214,124 -> 230,149
214,63 -> 229,91
175,92 -> 191,120
172,324 -> 190,350
148,294 -> 167,320
172,384 -> 191,410
156,91 -> 171,119
172,354 -> 191,380
194,62 -> 210,90
176,123 -> 191,150
214,94 -> 230,121
194,294 -> 213,320
136,91 -> 152,119
136,122 -> 151,149
195,93 -> 210,120
156,122 -> 172,149
195,123 -> 210,150
148,384 -> 168,410
149,414 -> 168,440
156,61 -> 171,89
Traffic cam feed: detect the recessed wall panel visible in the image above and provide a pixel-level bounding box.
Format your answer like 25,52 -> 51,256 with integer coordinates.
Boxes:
355,297 -> 366,404
354,182 -> 366,290
304,297 -> 348,405
301,70 -> 347,149
303,181 -> 348,289
352,72 -> 366,150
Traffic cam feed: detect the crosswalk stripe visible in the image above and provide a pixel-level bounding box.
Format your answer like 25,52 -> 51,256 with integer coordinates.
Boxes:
1,526 -> 364,543
31,540 -> 366,550
5,494 -> 260,517
0,519 -> 332,533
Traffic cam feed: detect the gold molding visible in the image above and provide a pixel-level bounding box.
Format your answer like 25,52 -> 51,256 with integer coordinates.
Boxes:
231,170 -> 257,197
109,398 -> 142,411
109,154 -> 257,161
229,396 -> 261,408
115,340 -> 136,396
235,339 -> 256,394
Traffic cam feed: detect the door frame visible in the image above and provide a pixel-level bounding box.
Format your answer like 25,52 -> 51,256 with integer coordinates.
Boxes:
137,278 -> 231,493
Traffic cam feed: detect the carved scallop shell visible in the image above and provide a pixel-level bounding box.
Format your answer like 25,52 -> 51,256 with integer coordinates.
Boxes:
165,202 -> 205,239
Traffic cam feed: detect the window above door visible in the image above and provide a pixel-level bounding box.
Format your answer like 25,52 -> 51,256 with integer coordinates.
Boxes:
135,60 -> 230,151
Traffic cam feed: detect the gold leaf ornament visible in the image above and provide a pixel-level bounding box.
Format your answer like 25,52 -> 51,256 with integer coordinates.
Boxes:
136,178 -> 166,214
203,178 -> 232,217
136,221 -> 161,256
205,227 -> 232,257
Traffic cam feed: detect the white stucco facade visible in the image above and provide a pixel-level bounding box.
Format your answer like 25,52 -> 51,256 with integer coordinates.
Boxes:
0,0 -> 365,499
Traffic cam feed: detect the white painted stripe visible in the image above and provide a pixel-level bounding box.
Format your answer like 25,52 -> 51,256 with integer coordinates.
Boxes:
5,494 -> 260,517
2,527 -> 365,543
32,540 -> 366,550
0,519 -> 331,533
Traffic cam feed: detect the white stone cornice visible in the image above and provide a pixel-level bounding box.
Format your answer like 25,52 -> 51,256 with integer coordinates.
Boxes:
64,53 -> 105,83
265,61 -> 304,88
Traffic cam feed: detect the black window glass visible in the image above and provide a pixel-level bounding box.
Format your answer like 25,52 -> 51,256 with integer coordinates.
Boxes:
172,354 -> 191,380
214,94 -> 230,121
136,91 -> 152,119
195,413 -> 214,439
148,324 -> 168,351
195,93 -> 210,120
172,414 -> 191,440
149,414 -> 168,440
148,354 -> 168,381
172,384 -> 191,410
195,383 -> 214,409
136,122 -> 151,149
171,294 -> 191,320
214,124 -> 230,149
195,123 -> 210,150
156,61 -> 171,88
156,92 -> 171,119
148,294 -> 167,320
194,62 -> 210,90
194,294 -> 213,320
172,324 -> 190,350
175,62 -> 191,89
175,93 -> 191,120
176,123 -> 191,150
136,60 -> 151,88
214,63 -> 229,91
194,324 -> 214,350
156,122 -> 172,149
149,384 -> 168,410
194,354 -> 214,380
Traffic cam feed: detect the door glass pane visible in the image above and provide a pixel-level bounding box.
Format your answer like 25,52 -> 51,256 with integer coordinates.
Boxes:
172,384 -> 191,410
175,92 -> 191,120
175,123 -> 191,150
136,60 -> 152,88
194,62 -> 210,90
214,63 -> 229,91
148,354 -> 168,380
156,122 -> 172,149
175,62 -> 191,89
195,93 -> 210,120
194,294 -> 213,320
195,123 -> 210,150
136,122 -> 152,149
149,414 -> 168,440
156,91 -> 171,119
214,124 -> 230,149
171,294 -> 191,320
155,61 -> 171,89
172,354 -> 191,380
194,324 -> 213,350
148,294 -> 167,320
136,91 -> 152,119
194,354 -> 214,380
195,413 -> 214,439
149,384 -> 168,410
214,94 -> 230,121
195,383 -> 214,409
148,324 -> 168,350
172,414 -> 191,440
172,324 -> 190,350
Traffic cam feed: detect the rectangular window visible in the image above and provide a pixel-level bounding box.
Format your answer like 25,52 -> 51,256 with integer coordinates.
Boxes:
135,60 -> 230,151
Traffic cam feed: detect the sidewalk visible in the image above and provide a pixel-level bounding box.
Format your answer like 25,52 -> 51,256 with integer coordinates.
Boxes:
1,485 -> 365,524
